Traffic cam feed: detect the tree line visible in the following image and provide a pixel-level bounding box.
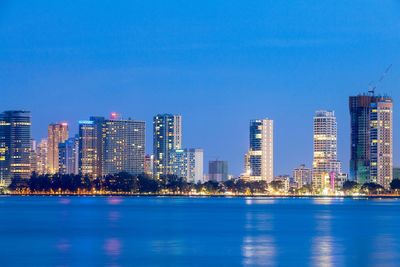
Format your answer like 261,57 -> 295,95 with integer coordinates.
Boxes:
7,172 -> 400,195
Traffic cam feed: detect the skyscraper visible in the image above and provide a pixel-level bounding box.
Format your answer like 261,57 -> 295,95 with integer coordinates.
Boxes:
36,139 -> 48,174
170,148 -> 204,183
245,119 -> 274,182
349,94 -> 393,187
78,120 -> 99,177
208,160 -> 229,182
47,123 -> 69,174
0,111 -> 32,185
153,114 -> 182,178
312,110 -> 341,191
78,114 -> 146,177
103,116 -> 145,176
59,136 -> 79,175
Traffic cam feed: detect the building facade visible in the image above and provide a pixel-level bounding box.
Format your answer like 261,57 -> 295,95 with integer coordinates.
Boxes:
78,120 -> 99,177
0,111 -> 32,185
59,136 -> 79,175
349,94 -> 393,188
47,123 -> 69,174
170,148 -> 203,183
36,139 -> 48,174
293,164 -> 312,188
245,119 -> 274,182
312,111 -> 341,191
153,114 -> 182,178
208,160 -> 229,182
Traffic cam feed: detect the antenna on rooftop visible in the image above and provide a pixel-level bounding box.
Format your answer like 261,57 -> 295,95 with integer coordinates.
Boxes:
368,64 -> 392,96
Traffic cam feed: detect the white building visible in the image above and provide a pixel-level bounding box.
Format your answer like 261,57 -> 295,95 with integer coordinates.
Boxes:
245,119 -> 273,182
312,111 -> 341,191
170,148 -> 204,183
293,164 -> 312,188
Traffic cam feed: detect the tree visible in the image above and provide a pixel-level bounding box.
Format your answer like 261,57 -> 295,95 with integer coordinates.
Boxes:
390,179 -> 400,193
342,181 -> 360,194
361,183 -> 385,195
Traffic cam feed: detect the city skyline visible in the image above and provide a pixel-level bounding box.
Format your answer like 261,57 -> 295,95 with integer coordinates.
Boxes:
1,1 -> 400,176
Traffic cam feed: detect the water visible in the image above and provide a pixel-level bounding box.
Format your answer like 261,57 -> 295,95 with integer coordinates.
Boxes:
0,197 -> 400,266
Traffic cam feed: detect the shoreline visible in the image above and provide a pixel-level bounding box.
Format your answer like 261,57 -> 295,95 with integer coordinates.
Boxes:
2,193 -> 400,198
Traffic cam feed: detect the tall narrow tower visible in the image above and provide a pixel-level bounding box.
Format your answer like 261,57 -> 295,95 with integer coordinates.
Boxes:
312,111 -> 341,191
47,123 -> 68,174
245,119 -> 274,182
153,114 -> 182,178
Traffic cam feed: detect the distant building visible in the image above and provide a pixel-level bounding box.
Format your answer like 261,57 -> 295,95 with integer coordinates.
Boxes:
293,164 -> 312,188
153,114 -> 182,178
36,139 -> 48,174
0,110 -> 32,185
245,119 -> 274,182
30,139 -> 37,174
59,136 -> 79,175
47,123 -> 69,174
312,110 -> 341,191
273,175 -> 290,193
170,148 -> 203,183
144,155 -> 154,177
78,120 -> 99,177
349,94 -> 393,188
393,167 -> 400,180
78,114 -> 145,178
208,160 -> 228,182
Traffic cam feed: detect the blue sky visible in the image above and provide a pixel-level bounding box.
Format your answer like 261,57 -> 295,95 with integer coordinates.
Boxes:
1,0 -> 399,175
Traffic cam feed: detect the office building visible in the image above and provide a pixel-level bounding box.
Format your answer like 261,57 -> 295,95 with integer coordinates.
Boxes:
312,110 -> 341,191
293,164 -> 312,187
208,160 -> 229,182
245,119 -> 274,182
0,111 -> 32,185
153,114 -> 182,178
170,148 -> 203,183
349,94 -> 393,188
47,123 -> 69,174
59,136 -> 79,175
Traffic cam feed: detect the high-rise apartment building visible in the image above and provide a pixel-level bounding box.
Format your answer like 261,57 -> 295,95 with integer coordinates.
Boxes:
312,110 -> 341,191
36,139 -> 48,174
153,114 -> 182,178
349,94 -> 393,188
103,116 -> 145,176
144,154 -> 154,177
0,111 -> 32,185
78,120 -> 98,177
293,164 -> 312,187
208,160 -> 229,182
170,148 -> 203,183
47,123 -> 68,174
245,119 -> 274,182
78,114 -> 145,178
59,136 -> 79,175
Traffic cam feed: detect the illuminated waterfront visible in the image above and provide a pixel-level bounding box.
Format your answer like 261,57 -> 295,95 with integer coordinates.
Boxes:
1,197 -> 400,266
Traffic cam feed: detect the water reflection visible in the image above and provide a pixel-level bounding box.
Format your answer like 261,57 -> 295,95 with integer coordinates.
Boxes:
242,203 -> 275,266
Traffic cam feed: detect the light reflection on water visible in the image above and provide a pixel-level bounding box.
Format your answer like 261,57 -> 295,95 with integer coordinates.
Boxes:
1,197 -> 400,266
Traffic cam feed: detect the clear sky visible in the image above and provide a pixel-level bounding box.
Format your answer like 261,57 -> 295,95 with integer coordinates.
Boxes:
1,0 -> 399,176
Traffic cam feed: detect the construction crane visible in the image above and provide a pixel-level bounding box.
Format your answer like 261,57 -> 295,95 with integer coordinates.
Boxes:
368,64 -> 393,95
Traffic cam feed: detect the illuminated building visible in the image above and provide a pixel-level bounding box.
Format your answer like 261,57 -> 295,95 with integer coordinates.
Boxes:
30,139 -> 37,174
36,139 -> 48,174
370,97 -> 393,189
0,110 -> 32,185
170,148 -> 203,183
59,135 -> 79,175
47,122 -> 68,174
312,110 -> 341,191
103,115 -> 145,176
293,164 -> 312,188
349,94 -> 393,188
208,160 -> 229,182
244,119 -> 274,182
78,114 -> 145,177
144,155 -> 154,177
153,114 -> 182,178
78,120 -> 99,177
